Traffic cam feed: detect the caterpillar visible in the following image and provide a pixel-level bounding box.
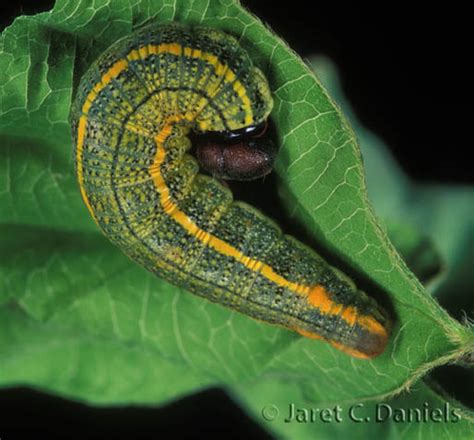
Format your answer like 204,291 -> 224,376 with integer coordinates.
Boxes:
71,23 -> 391,359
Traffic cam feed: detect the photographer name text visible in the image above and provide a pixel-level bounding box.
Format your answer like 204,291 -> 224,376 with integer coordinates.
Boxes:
261,402 -> 462,424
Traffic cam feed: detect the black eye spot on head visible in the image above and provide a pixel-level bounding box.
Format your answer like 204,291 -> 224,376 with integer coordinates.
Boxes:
192,120 -> 278,181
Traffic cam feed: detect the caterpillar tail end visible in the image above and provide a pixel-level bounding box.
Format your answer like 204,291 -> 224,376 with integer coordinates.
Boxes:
296,307 -> 392,360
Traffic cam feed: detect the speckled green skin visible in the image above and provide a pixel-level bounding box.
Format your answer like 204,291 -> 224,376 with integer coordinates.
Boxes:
71,23 -> 390,357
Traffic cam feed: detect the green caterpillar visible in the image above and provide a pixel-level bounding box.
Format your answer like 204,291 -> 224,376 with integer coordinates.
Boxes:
71,23 -> 391,359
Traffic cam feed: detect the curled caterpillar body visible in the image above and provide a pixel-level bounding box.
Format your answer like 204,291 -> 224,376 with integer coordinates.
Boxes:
71,23 -> 391,358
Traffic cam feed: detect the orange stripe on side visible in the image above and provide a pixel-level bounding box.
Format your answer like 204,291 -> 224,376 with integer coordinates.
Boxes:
356,315 -> 388,338
307,285 -> 387,340
150,121 -> 387,341
295,326 -> 387,359
150,122 -> 316,295
329,341 -> 373,360
75,40 -> 388,350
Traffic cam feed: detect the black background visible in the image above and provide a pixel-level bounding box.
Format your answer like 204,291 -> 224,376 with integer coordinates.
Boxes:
0,1 -> 472,438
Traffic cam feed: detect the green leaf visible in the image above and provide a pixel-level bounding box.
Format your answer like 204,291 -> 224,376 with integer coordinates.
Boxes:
1,2 -> 472,432
234,377 -> 474,440
232,56 -> 474,438
311,56 -> 474,307
384,220 -> 443,286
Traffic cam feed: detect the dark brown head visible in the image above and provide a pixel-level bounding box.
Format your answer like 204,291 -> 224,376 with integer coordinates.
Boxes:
193,120 -> 278,181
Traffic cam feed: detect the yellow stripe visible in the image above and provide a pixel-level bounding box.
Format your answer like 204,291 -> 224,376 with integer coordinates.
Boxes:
76,42 -> 254,220
76,40 -> 386,347
151,121 -> 387,342
76,115 -> 96,220
76,58 -> 132,222
126,42 -> 252,121
150,127 -> 313,295
153,127 -> 279,281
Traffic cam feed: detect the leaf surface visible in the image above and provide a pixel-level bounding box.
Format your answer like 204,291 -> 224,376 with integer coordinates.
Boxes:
0,1 -> 471,422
